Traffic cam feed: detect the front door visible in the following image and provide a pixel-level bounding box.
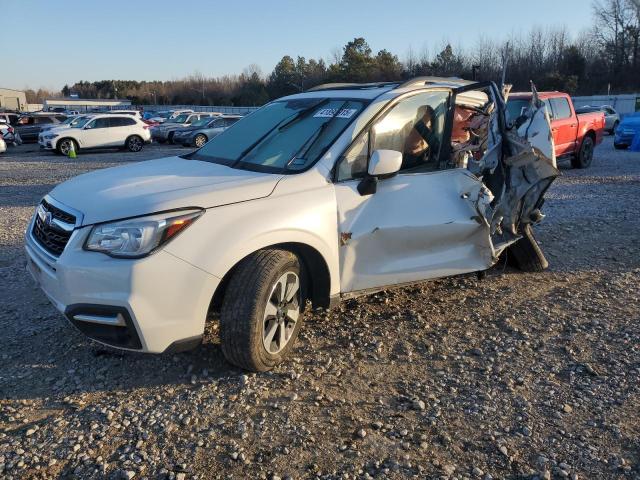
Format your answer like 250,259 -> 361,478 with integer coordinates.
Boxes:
334,90 -> 495,294
80,117 -> 111,148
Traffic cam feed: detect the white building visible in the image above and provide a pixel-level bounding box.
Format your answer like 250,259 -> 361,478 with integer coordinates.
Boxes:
44,97 -> 132,112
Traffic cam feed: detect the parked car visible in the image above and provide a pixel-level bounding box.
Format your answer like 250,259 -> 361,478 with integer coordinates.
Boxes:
149,109 -> 194,124
507,91 -> 605,168
150,112 -> 218,143
25,77 -> 559,371
0,122 -> 20,145
575,105 -> 620,133
16,113 -> 67,143
613,112 -> 640,150
0,112 -> 20,126
38,114 -> 151,154
172,115 -> 241,147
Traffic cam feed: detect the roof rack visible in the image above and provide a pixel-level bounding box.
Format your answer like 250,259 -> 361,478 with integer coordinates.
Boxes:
306,81 -> 401,92
397,76 -> 469,89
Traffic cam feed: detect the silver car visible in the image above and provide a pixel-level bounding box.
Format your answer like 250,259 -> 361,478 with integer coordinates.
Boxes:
576,105 -> 620,134
150,112 -> 217,143
171,115 -> 241,147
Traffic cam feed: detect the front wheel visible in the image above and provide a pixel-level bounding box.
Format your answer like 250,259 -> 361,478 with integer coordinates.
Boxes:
57,138 -> 78,156
125,135 -> 144,152
220,249 -> 305,372
194,133 -> 208,148
571,136 -> 594,169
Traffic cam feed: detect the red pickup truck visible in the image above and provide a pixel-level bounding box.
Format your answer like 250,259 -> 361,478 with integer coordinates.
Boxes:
506,92 -> 605,168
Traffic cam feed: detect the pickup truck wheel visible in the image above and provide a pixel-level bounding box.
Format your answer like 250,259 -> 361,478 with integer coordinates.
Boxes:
194,134 -> 208,148
57,138 -> 78,156
507,224 -> 548,272
220,249 -> 305,372
572,136 -> 594,169
125,135 -> 144,152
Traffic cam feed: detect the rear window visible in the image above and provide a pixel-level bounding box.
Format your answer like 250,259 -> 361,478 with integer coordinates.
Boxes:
110,117 -> 136,127
506,99 -> 529,123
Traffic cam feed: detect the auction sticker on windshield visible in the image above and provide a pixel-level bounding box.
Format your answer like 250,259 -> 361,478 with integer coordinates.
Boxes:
313,108 -> 358,119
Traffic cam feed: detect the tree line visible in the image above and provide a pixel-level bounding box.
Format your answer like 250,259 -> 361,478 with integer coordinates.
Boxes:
25,0 -> 640,106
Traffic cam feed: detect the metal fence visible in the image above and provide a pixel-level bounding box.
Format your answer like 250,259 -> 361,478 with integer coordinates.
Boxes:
572,94 -> 640,116
138,104 -> 259,115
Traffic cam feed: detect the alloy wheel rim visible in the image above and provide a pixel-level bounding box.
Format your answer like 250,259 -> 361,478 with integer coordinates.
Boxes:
195,135 -> 205,147
60,141 -> 71,154
262,272 -> 300,354
130,138 -> 142,151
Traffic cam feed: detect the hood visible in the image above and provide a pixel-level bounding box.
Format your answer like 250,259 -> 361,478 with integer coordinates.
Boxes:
49,156 -> 282,225
43,126 -> 73,135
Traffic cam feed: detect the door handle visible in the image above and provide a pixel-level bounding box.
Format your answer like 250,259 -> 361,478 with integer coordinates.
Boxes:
460,192 -> 470,199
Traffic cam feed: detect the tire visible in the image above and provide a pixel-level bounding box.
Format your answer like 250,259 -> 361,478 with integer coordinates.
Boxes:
125,135 -> 144,152
194,133 -> 208,148
571,135 -> 594,169
220,249 -> 305,372
507,224 -> 548,272
167,132 -> 175,144
56,138 -> 77,156
614,143 -> 628,150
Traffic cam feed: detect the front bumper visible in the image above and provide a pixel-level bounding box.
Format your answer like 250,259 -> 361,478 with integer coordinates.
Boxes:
38,135 -> 57,150
24,214 -> 220,353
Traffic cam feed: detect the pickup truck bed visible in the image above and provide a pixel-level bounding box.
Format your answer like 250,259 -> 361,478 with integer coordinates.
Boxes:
507,92 -> 605,168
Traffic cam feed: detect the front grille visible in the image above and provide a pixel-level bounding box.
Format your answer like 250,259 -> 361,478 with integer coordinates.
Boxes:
31,200 -> 76,256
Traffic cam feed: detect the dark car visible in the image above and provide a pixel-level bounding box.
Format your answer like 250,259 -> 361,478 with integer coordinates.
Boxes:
171,115 -> 241,147
16,114 -> 67,143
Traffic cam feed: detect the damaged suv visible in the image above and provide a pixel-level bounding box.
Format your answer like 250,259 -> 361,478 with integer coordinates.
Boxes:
25,78 -> 558,371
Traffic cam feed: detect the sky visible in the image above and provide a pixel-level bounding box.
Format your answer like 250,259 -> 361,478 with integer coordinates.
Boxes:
2,0 -> 594,91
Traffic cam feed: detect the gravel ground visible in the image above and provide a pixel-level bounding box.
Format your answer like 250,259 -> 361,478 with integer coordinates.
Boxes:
0,138 -> 639,480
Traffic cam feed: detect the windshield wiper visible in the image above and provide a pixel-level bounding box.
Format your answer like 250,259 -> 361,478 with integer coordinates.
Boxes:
286,100 -> 350,169
233,98 -> 332,166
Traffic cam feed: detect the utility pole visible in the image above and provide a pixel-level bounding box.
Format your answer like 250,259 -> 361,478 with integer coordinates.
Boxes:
500,42 -> 510,88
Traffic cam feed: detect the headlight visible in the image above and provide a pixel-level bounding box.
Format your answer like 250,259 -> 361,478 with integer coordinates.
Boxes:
44,134 -> 58,140
84,209 -> 203,258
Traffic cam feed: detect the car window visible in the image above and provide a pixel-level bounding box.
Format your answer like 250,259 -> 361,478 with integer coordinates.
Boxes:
550,98 -> 572,119
606,107 -> 616,115
35,117 -> 53,124
337,91 -> 450,180
110,117 -> 136,127
86,117 -> 110,129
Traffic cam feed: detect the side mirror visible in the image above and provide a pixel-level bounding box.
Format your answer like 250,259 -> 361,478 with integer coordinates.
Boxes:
358,150 -> 403,196
368,149 -> 402,177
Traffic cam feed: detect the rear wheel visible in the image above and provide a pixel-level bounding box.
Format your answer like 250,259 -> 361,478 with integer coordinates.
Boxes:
57,138 -> 77,156
194,133 -> 208,148
125,135 -> 144,152
507,224 -> 548,272
220,249 -> 305,372
571,135 -> 594,169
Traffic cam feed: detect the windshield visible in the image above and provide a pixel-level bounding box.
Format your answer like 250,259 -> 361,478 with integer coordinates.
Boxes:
190,98 -> 368,173
72,116 -> 94,128
171,114 -> 189,123
505,99 -> 530,123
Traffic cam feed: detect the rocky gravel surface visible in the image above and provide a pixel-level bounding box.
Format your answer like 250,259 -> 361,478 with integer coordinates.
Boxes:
0,138 -> 639,479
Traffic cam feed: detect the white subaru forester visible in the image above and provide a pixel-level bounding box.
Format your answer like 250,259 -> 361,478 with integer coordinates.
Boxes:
25,77 -> 558,371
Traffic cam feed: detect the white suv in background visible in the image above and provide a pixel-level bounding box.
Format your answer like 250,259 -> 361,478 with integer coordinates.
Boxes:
26,78 -> 557,372
39,114 -> 151,154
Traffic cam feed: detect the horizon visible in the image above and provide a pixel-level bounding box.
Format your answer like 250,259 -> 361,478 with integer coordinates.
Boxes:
4,0 -> 594,91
